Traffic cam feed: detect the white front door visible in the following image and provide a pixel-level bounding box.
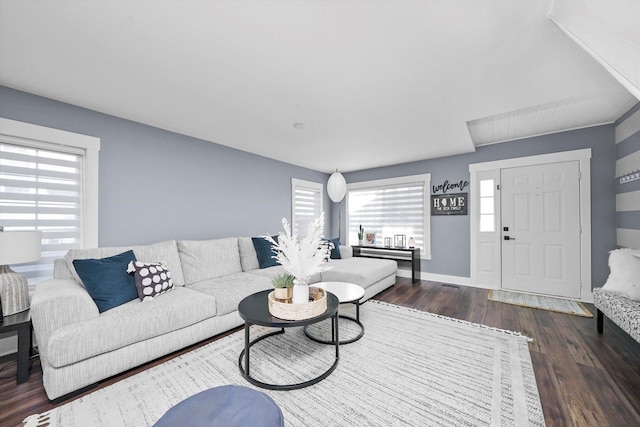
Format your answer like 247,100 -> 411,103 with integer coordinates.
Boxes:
501,161 -> 581,298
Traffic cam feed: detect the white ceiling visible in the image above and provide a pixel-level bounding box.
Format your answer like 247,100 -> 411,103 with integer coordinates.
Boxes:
0,0 -> 637,173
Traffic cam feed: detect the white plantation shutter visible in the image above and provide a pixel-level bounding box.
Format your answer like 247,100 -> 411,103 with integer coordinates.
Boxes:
291,178 -> 323,236
0,142 -> 83,283
347,174 -> 431,258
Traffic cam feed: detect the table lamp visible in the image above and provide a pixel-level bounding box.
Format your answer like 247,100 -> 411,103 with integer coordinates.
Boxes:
0,229 -> 42,317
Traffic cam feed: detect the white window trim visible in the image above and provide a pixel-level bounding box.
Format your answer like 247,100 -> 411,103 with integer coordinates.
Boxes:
0,118 -> 100,248
291,178 -> 323,234
346,173 -> 431,259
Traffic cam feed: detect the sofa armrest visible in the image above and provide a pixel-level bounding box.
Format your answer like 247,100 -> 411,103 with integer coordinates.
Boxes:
30,279 -> 99,361
339,245 -> 353,259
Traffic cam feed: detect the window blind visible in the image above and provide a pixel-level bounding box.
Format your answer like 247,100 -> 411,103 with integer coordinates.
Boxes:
292,179 -> 323,236
0,143 -> 83,283
347,180 -> 428,254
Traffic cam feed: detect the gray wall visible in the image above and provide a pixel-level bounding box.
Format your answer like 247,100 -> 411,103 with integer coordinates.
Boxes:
615,103 -> 640,248
0,86 -> 330,245
342,124 -> 617,288
0,85 -> 620,288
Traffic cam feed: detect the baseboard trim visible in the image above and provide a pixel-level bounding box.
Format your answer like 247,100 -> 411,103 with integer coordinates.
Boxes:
396,268 -> 595,303
396,268 -> 473,287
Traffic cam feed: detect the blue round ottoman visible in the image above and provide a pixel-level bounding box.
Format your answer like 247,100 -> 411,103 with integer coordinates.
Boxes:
153,385 -> 284,427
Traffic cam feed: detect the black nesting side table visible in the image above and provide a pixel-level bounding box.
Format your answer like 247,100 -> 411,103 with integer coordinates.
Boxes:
0,309 -> 32,384
304,281 -> 365,345
237,289 -> 339,391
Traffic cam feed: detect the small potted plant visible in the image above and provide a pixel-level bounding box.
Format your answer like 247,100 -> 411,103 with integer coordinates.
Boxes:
357,224 -> 364,245
272,273 -> 295,302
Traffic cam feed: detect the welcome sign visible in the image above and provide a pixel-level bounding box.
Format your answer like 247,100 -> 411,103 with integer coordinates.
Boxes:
431,179 -> 469,216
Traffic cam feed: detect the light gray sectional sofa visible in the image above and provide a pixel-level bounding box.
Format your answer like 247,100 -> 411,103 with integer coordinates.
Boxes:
30,237 -> 397,400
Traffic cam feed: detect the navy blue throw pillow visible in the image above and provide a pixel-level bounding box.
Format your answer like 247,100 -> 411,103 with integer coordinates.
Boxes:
324,238 -> 342,259
252,236 -> 280,269
73,250 -> 138,313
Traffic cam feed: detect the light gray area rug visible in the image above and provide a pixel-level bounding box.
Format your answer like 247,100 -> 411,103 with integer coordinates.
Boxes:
25,301 -> 545,427
489,289 -> 593,318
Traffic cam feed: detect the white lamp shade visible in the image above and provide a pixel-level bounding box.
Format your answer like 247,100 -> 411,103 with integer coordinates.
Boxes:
0,231 -> 43,265
327,171 -> 347,202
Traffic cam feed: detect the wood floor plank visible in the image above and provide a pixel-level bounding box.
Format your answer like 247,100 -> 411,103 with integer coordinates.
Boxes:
534,312 -> 612,426
482,299 -> 503,329
577,362 -> 640,427
465,287 -> 489,325
579,325 -> 640,418
1,278 -> 639,427
515,306 -> 545,354
529,350 -> 571,427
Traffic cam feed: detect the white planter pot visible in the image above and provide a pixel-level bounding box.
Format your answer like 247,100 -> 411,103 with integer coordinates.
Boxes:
292,282 -> 310,304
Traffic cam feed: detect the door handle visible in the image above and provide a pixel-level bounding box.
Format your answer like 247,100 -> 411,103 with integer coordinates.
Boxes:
504,236 -> 516,241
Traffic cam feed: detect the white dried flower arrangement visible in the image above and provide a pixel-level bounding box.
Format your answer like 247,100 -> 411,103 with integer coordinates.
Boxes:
264,213 -> 331,283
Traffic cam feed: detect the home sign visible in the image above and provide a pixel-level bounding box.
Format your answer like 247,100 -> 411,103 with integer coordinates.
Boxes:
431,192 -> 468,215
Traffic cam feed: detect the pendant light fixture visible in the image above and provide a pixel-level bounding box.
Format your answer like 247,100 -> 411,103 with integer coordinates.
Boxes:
327,169 -> 346,203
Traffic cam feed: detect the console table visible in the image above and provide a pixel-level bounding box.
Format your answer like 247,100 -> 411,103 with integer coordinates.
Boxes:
351,245 -> 421,283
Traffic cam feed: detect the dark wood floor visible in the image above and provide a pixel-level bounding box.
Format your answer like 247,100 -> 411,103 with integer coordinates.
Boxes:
1,278 -> 639,427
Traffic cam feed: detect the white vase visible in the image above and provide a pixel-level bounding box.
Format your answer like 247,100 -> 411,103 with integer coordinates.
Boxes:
292,280 -> 310,304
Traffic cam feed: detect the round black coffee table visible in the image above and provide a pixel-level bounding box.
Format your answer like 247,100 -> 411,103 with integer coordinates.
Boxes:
237,289 -> 340,391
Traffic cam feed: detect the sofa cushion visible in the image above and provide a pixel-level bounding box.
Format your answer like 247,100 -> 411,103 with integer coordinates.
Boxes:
64,240 -> 186,287
46,287 -> 217,368
320,257 -> 397,287
238,237 -> 260,272
53,258 -> 75,280
72,250 -> 138,313
187,273 -> 273,316
178,238 -> 242,284
339,245 -> 353,259
245,266 -> 322,284
128,261 -> 175,301
252,236 -> 280,269
245,265 -> 287,280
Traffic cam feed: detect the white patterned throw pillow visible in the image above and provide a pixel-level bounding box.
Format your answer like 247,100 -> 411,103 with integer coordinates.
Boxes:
127,261 -> 174,301
319,240 -> 334,262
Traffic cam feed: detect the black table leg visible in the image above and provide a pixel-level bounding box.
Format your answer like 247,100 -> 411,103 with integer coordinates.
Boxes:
244,322 -> 250,377
238,326 -> 331,391
303,300 -> 364,345
16,321 -> 31,384
597,309 -> 604,334
331,316 -> 335,343
334,312 -> 339,359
